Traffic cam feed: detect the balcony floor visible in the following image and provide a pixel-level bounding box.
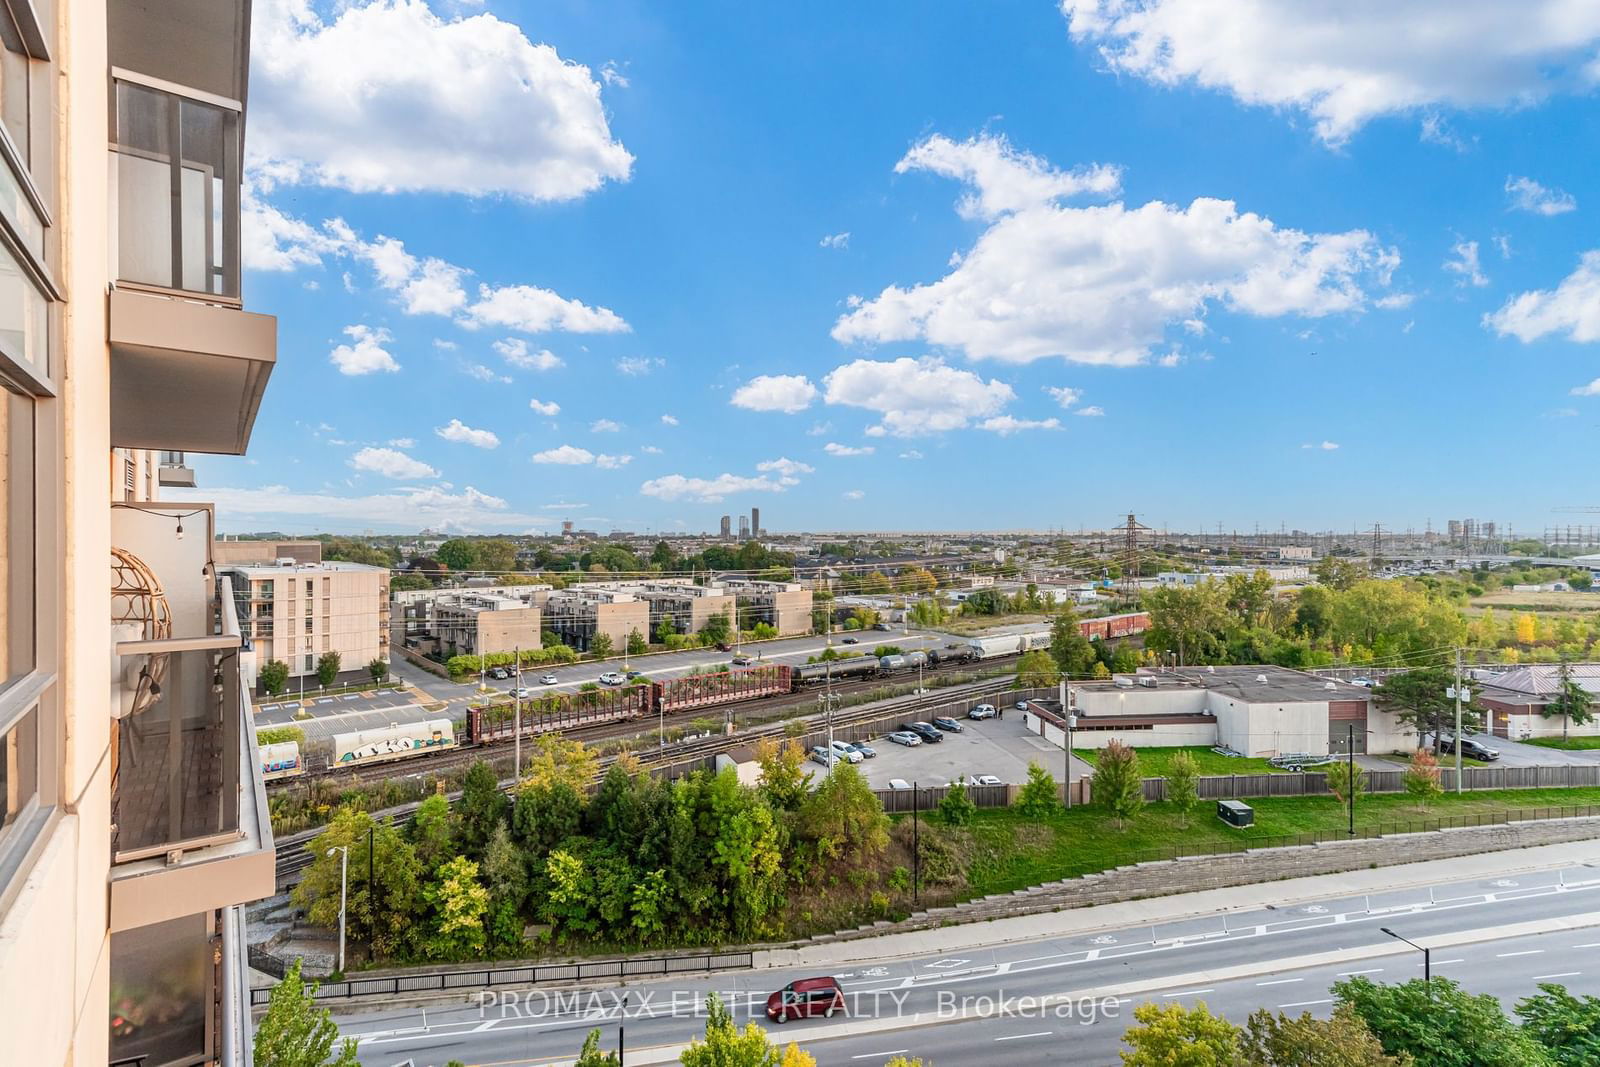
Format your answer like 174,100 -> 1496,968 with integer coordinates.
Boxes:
113,720 -> 228,858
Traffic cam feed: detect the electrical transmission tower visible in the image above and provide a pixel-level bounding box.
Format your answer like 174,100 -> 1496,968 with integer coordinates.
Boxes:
1120,512 -> 1151,600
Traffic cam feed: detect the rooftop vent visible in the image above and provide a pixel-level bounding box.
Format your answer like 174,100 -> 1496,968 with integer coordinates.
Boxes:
1324,681 -> 1336,690
1255,673 -> 1268,683
1114,676 -> 1135,689
1138,676 -> 1158,688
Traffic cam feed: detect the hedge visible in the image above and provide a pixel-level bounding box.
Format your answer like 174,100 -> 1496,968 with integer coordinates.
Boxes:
446,645 -> 580,678
256,725 -> 306,747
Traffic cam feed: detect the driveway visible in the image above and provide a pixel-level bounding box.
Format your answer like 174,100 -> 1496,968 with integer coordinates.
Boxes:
1465,731 -> 1600,767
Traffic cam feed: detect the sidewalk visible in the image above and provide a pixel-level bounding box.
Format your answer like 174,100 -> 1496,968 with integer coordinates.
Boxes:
758,837 -> 1600,971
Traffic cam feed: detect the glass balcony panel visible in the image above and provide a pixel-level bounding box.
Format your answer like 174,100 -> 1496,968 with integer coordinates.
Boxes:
0,706 -> 37,851
0,379 -> 34,690
109,912 -> 211,1067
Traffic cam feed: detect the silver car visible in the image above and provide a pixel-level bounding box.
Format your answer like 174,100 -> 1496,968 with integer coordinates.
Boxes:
887,730 -> 923,746
810,745 -> 838,767
968,704 -> 997,720
829,740 -> 864,764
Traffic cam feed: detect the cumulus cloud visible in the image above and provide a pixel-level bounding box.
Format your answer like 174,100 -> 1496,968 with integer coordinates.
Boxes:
1444,239 -> 1488,287
980,415 -> 1062,435
435,418 -> 500,449
388,437 -> 416,448
834,134 -> 1397,366
843,489 -> 865,500
1571,379 -> 1600,397
731,374 -> 819,414
1301,440 -> 1340,450
823,442 -> 875,457
1045,386 -> 1083,408
755,457 -> 815,485
616,356 -> 664,376
899,450 -> 924,460
820,232 -> 851,249
638,473 -> 787,503
349,446 -> 437,479
660,414 -> 679,426
531,445 -> 630,468
1506,175 -> 1578,216
1062,0 -> 1600,144
494,338 -> 565,371
822,356 -> 1014,435
590,419 -> 623,433
528,398 -> 561,416
329,324 -> 400,375
251,0 -> 632,200
171,483 -> 544,534
1486,252 -> 1600,343
896,133 -> 1121,220
1073,405 -> 1106,417
595,454 -> 632,469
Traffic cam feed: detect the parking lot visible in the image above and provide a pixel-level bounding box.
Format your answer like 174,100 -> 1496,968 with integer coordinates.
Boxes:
839,706 -> 1090,788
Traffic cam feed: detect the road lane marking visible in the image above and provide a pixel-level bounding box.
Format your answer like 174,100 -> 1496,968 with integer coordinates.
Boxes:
1158,988 -> 1214,997
1278,999 -> 1333,1009
851,1052 -> 908,1060
1496,950 -> 1543,957
1337,968 -> 1384,976
1256,978 -> 1302,986
1574,942 -> 1600,948
1425,959 -> 1465,966
994,1032 -> 1053,1042
1531,972 -> 1582,981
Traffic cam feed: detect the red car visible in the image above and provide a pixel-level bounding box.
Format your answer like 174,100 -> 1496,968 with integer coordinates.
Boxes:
765,977 -> 845,1022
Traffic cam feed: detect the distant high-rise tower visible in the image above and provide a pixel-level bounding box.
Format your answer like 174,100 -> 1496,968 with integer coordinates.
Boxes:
739,515 -> 751,538
719,515 -> 731,539
751,507 -> 761,538
561,519 -> 574,537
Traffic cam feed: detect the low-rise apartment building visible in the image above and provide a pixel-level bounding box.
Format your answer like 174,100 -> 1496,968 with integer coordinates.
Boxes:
227,561 -> 390,688
213,537 -> 324,566
721,578 -> 814,635
542,587 -> 651,652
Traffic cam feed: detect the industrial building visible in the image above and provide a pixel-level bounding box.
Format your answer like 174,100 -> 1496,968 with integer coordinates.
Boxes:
227,561 -> 390,688
1478,665 -> 1600,741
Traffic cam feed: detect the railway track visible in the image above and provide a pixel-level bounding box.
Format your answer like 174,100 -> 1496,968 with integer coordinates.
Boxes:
271,674 -> 1031,885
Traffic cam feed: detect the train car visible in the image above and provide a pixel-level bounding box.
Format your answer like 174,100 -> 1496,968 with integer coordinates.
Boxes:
877,651 -> 928,672
260,741 -> 302,781
467,686 -> 647,745
792,655 -> 879,686
332,718 -> 456,767
657,665 -> 791,713
927,644 -> 977,665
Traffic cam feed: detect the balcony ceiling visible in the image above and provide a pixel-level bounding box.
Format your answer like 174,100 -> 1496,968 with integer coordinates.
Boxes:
108,0 -> 250,104
109,288 -> 276,455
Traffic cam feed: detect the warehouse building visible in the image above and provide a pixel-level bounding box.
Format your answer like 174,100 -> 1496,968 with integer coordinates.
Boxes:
1478,664 -> 1600,741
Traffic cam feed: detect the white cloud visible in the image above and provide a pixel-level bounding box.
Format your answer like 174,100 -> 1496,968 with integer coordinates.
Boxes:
595,454 -> 632,470
1074,405 -> 1106,417
1301,440 -> 1341,450
174,483 -> 544,534
895,133 -> 1121,220
823,356 -> 1014,435
528,398 -> 562,416
241,184 -> 345,271
835,134 -> 1397,366
1045,386 -> 1082,408
755,457 -> 814,485
638,473 -> 786,503
820,232 -> 851,249
600,60 -> 630,88
252,0 -> 632,201
660,414 -> 679,426
842,489 -> 865,500
1506,175 -> 1578,216
329,324 -> 401,375
388,437 -> 416,448
1418,113 -> 1472,152
1062,1 -> 1600,144
806,421 -> 832,436
1486,252 -> 1600,343
1572,379 -> 1600,397
1493,234 -> 1514,260
1444,239 -> 1489,287
464,283 -> 629,335
1157,352 -> 1184,367
1375,292 -> 1416,309
465,363 -> 511,384
731,374 -> 819,414
824,442 -> 875,457
640,445 -> 663,454
590,419 -> 622,433
980,415 -> 1063,435
531,444 -> 629,468
541,501 -> 588,510
435,418 -> 500,449
494,338 -> 564,371
349,446 -> 437,479
615,356 -> 664,376
899,450 -> 924,460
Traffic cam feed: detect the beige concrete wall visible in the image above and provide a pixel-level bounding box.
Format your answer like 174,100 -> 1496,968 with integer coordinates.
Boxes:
250,565 -> 386,678
771,589 -> 813,635
474,607 -> 542,655
597,601 -> 650,651
213,539 -> 322,565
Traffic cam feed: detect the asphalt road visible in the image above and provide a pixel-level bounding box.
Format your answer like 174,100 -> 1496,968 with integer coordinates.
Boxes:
334,860 -> 1600,1067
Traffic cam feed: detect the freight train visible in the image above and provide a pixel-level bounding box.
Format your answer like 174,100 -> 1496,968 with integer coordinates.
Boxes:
259,717 -> 457,782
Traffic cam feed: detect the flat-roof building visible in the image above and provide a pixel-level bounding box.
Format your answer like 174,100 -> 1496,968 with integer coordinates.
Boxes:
542,587 -> 651,653
722,578 -> 815,636
227,561 -> 390,687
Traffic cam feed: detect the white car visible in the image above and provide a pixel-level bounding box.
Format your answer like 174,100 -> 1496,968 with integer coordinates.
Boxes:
512,687 -> 534,699
965,774 -> 1003,787
829,740 -> 864,764
888,778 -> 912,790
598,672 -> 625,686
968,704 -> 997,720
887,730 -> 923,746
540,673 -> 559,685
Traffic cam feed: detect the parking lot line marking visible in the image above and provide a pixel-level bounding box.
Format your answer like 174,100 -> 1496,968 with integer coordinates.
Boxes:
851,1052 -> 908,1060
994,1032 -> 1052,1042
1158,988 -> 1213,998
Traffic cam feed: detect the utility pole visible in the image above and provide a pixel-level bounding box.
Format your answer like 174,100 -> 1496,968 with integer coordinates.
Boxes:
1348,722 -> 1355,837
513,645 -> 522,783
1059,677 -> 1074,808
911,780 -> 920,903
327,845 -> 349,975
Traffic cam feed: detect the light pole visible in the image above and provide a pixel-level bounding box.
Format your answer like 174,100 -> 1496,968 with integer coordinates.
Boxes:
1348,722 -> 1356,837
1380,927 -> 1430,998
619,991 -> 628,1066
513,646 -> 522,784
326,845 -> 349,975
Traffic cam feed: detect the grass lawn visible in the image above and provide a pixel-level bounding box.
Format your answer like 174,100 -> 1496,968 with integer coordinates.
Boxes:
1074,745 -> 1295,776
944,786 -> 1600,899
1524,736 -> 1600,751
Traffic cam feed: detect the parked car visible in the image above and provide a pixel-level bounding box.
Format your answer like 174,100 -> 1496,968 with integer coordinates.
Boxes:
765,977 -> 845,1023
1435,734 -> 1501,761
598,672 -> 625,686
1350,677 -> 1375,688
902,721 -> 943,742
887,730 -> 923,747
489,667 -> 510,681
539,673 -> 559,685
968,704 -> 997,720
1015,700 -> 1029,710
931,716 -> 964,733
810,746 -> 838,767
841,636 -> 859,645
887,778 -> 911,790
714,642 -> 732,652
512,687 -> 534,699
849,741 -> 877,759
731,654 -> 754,666
829,740 -> 864,764
625,670 -> 644,680
965,774 -> 1003,787
872,622 -> 892,631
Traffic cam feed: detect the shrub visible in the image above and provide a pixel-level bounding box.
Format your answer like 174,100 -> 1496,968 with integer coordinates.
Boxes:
938,781 -> 976,826
1015,761 -> 1058,817
1093,740 -> 1144,827
257,725 -> 306,748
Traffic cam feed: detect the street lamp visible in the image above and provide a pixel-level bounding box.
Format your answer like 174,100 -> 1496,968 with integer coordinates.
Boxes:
619,991 -> 628,1066
1379,927 -> 1430,998
326,845 -> 349,975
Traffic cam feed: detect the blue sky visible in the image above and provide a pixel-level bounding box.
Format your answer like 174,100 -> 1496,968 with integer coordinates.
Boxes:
201,0 -> 1600,535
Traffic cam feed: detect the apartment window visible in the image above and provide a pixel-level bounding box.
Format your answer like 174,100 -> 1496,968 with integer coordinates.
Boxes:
303,654 -> 313,672
303,616 -> 312,634
305,580 -> 312,598
0,10 -> 29,165
1,380 -> 34,688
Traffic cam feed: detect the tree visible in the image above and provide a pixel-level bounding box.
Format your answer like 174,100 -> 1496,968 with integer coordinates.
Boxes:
1403,748 -> 1443,810
476,538 -> 516,574
797,763 -> 889,859
700,610 -> 732,647
422,856 -> 489,960
257,725 -> 306,747
1166,750 -> 1200,827
1016,649 -> 1061,688
436,538 -> 479,572
480,823 -> 528,952
1335,976 -> 1553,1067
1050,605 -> 1098,677
389,572 -> 433,593
456,759 -> 509,860
1094,740 -> 1144,827
253,958 -> 360,1067
261,658 -> 290,696
626,628 -> 647,656
1241,1005 -> 1404,1066
1120,1000 -> 1241,1065
1543,661 -> 1595,743
367,657 -> 389,684
1325,759 -> 1366,816
316,651 -> 342,688
1569,572 -> 1594,591
521,734 -> 600,792
1315,555 -> 1368,591
655,617 -> 677,644
754,738 -> 812,811
1143,581 -> 1230,666
410,794 -> 455,869
679,992 -> 816,1067
1373,668 -> 1480,751
1516,983 -> 1600,1066
1016,761 -> 1059,817
1515,611 -> 1539,646
937,780 -> 976,826
293,808 -> 421,959
573,1028 -> 620,1066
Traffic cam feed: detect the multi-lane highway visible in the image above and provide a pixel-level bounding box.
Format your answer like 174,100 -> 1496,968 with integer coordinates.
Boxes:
334,858 -> 1600,1066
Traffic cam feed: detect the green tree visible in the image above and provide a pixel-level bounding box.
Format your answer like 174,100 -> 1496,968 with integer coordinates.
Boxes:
476,538 -> 517,574
256,725 -> 306,747
367,657 -> 389,684
1093,739 -> 1144,827
573,1028 -> 620,1066
480,822 -> 528,952
655,616 -> 677,644
410,794 -> 455,869
422,856 -> 490,960
1241,1005 -> 1405,1066
1120,1000 -> 1241,1065
512,781 -> 585,854
589,631 -> 615,659
1016,649 -> 1061,688
315,651 -> 342,688
1543,661 -> 1595,743
626,628 -> 648,656
1325,759 -> 1366,816
456,759 -> 509,860
389,572 -> 433,593
679,992 -> 816,1067
796,762 -> 889,859
1516,983 -> 1600,1066
1315,555 -> 1369,591
1166,749 -> 1200,827
1015,761 -> 1058,817
293,808 -> 421,959
700,609 -> 733,647
436,538 -> 479,572
1403,748 -> 1442,811
1335,976 -> 1553,1067
1050,605 -> 1099,677
252,958 -> 360,1067
260,658 -> 290,696
1143,581 -> 1230,666
754,738 -> 812,811
937,780 -> 976,826
1374,668 -> 1480,751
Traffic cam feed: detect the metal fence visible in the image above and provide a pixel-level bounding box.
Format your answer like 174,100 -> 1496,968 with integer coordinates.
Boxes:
248,951 -> 756,1006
